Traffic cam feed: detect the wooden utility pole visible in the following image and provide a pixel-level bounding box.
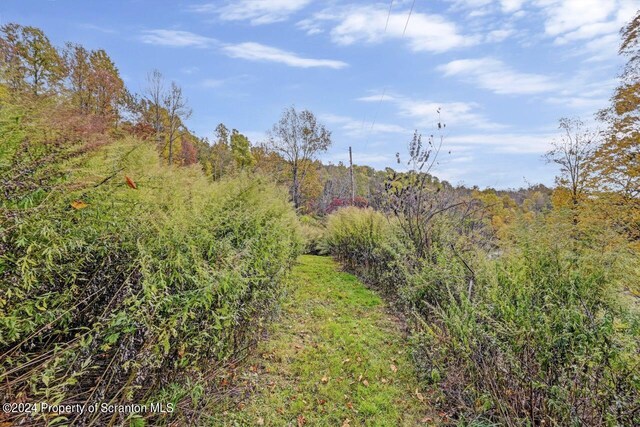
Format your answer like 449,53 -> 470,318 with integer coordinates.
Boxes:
349,146 -> 355,204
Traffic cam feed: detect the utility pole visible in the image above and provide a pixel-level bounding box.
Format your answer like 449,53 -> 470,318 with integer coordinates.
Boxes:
349,146 -> 355,204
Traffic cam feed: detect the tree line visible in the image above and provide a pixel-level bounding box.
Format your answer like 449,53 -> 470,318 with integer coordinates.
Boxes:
1,20 -> 636,240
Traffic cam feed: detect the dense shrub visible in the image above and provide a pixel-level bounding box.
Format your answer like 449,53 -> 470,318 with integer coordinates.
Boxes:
324,207 -> 408,296
0,138 -> 301,425
324,207 -> 640,426
299,215 -> 326,255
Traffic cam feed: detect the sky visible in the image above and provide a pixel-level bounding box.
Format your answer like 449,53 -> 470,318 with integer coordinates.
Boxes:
1,0 -> 638,189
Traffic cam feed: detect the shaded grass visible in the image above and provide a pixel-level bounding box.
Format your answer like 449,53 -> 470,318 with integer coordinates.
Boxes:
215,255 -> 431,426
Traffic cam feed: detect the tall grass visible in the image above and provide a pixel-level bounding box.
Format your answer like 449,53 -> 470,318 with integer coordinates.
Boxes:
0,138 -> 302,425
324,207 -> 409,296
324,207 -> 640,426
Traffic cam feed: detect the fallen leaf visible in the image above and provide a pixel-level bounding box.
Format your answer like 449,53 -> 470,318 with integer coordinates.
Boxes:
71,200 -> 88,210
341,419 -> 351,427
237,402 -> 245,410
256,417 -> 264,425
362,379 -> 369,387
276,407 -> 284,415
342,358 -> 350,364
297,414 -> 306,426
381,378 -> 388,384
415,388 -> 425,402
420,416 -> 433,424
318,399 -> 327,405
346,402 -> 354,410
321,375 -> 329,384
125,175 -> 137,189
390,364 -> 398,373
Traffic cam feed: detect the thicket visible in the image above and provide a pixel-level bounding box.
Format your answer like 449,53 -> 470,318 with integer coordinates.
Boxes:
324,205 -> 640,426
1,132 -> 301,425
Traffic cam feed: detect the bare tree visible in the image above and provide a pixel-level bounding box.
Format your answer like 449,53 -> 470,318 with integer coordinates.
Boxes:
385,111 -> 474,260
545,118 -> 599,225
267,106 -> 332,209
144,69 -> 164,146
163,81 -> 191,165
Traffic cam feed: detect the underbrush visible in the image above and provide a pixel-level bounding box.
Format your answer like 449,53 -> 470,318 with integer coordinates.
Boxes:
0,137 -> 302,425
324,207 -> 640,426
299,215 -> 326,255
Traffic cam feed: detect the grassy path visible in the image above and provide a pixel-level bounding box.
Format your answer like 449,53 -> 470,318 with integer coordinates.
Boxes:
217,255 -> 431,426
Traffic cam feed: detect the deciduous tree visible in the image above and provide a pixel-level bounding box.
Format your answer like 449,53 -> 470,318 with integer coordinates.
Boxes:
596,11 -> 640,241
230,129 -> 254,169
544,118 -> 599,226
267,106 -> 331,209
163,81 -> 191,165
0,23 -> 64,96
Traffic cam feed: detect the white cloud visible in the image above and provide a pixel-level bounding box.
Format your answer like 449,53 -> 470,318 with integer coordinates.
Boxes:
447,132 -> 554,153
139,30 -> 217,48
139,30 -> 346,69
536,0 -> 618,38
181,66 -> 200,75
189,0 -> 311,25
447,0 -> 526,14
201,79 -> 225,88
438,57 -> 558,95
533,0 -> 638,59
320,113 -> 409,137
485,28 -> 514,42
222,42 -> 348,69
78,23 -> 117,34
358,93 -> 504,130
448,0 -> 636,60
500,0 -> 526,13
303,4 -> 477,53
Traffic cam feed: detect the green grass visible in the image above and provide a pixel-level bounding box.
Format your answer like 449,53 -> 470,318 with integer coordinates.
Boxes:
214,255 -> 431,426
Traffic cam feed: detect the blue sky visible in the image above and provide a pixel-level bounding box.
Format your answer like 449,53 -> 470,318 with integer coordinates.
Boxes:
2,0 -> 637,188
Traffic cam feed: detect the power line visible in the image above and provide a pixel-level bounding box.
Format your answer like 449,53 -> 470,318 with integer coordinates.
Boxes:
403,0 -> 416,36
362,0 -> 393,135
384,0 -> 394,32
362,1 -> 417,151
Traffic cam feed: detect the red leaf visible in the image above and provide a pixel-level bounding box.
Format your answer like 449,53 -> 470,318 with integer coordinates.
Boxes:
125,175 -> 137,189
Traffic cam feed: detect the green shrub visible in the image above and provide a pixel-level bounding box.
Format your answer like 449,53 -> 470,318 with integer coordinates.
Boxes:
324,207 -> 640,425
0,138 -> 302,425
299,215 -> 326,255
324,207 -> 409,295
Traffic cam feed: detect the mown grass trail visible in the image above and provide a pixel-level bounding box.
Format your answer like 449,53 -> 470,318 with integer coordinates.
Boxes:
217,255 -> 431,426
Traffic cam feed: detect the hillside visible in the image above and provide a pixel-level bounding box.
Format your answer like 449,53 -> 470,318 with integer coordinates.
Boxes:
1,11 -> 640,427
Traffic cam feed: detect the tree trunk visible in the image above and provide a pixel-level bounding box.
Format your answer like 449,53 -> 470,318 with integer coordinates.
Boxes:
292,163 -> 300,209
168,136 -> 173,166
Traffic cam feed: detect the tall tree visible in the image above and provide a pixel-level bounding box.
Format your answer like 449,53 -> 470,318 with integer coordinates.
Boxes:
63,43 -> 91,113
267,106 -> 332,209
230,129 -> 255,169
596,11 -> 640,240
163,81 -> 191,165
87,49 -> 124,119
144,69 -> 165,146
0,23 -> 64,96
209,123 -> 233,180
545,118 -> 599,226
